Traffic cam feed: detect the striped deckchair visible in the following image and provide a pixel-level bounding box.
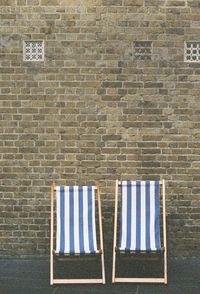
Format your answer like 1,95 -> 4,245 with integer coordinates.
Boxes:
112,180 -> 167,284
50,184 -> 105,285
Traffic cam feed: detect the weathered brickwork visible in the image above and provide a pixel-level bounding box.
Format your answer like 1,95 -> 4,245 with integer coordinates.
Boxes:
0,0 -> 200,256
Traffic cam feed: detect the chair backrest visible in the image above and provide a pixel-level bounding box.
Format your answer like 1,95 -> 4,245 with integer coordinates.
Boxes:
55,186 -> 98,255
118,180 -> 161,252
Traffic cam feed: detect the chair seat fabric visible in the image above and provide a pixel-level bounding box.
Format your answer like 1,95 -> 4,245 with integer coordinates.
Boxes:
55,186 -> 98,255
118,181 -> 161,252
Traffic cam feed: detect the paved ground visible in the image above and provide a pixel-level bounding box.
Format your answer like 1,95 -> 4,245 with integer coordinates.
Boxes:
0,257 -> 199,294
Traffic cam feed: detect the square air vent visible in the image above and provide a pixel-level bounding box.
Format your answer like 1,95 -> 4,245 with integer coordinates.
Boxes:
184,42 -> 200,63
23,40 -> 44,62
134,41 -> 152,61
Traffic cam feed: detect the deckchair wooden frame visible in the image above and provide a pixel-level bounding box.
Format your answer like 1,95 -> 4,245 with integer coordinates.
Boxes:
112,179 -> 167,284
50,183 -> 106,285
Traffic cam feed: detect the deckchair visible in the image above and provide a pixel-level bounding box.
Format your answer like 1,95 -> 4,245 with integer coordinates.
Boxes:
50,183 -> 105,284
112,180 -> 167,284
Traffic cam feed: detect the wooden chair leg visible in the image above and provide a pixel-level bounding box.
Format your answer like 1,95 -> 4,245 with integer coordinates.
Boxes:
162,179 -> 168,284
112,180 -> 119,283
97,185 -> 106,284
50,183 -> 55,285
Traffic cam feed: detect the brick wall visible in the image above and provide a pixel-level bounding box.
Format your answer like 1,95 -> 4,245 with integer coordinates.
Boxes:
0,0 -> 200,256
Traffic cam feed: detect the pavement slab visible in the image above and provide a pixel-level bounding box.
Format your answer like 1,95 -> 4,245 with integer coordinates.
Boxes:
0,257 -> 199,294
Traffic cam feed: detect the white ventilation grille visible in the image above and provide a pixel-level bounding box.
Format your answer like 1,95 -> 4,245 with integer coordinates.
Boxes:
23,41 -> 44,61
184,42 -> 200,63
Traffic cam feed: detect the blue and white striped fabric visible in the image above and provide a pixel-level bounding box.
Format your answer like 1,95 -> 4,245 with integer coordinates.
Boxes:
119,181 -> 161,252
55,186 -> 98,255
